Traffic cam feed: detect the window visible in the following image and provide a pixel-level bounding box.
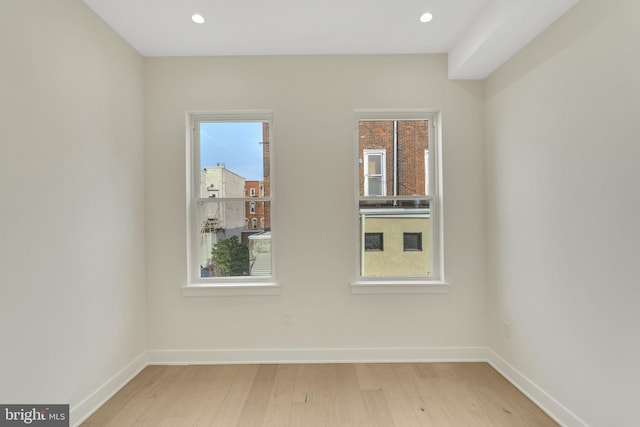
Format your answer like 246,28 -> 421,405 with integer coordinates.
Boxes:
403,233 -> 422,251
185,111 -> 277,295
364,232 -> 384,251
353,110 -> 446,293
363,149 -> 386,196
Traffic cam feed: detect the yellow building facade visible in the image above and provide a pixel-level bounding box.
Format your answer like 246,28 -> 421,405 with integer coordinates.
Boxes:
361,209 -> 431,277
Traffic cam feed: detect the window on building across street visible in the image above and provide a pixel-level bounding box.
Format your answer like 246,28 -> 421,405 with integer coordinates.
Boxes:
365,232 -> 384,251
185,111 -> 275,294
363,149 -> 386,196
353,110 -> 445,292
403,232 -> 422,251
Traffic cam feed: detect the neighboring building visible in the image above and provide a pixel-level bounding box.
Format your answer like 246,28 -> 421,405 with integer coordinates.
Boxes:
245,180 -> 266,230
202,122 -> 273,277
199,165 -> 246,270
358,120 -> 431,277
361,208 -> 431,276
248,232 -> 271,276
358,120 -> 428,197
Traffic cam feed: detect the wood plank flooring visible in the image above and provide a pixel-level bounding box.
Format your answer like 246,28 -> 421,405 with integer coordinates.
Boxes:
81,363 -> 558,426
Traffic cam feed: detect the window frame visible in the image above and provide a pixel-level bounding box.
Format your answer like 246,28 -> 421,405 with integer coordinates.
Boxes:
352,109 -> 447,294
183,110 -> 278,296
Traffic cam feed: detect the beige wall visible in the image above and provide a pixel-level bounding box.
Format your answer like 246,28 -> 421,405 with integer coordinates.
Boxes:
3,0 -> 636,425
0,0 -> 146,423
145,54 -> 486,351
485,0 -> 640,425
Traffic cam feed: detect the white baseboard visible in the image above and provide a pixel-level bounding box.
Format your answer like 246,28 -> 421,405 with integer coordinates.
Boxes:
69,347 -> 587,427
70,352 -> 148,427
487,349 -> 589,427
147,346 -> 489,365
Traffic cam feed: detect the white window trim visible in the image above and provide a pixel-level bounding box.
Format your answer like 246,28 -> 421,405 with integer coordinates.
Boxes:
352,109 -> 447,294
184,110 -> 278,296
363,149 -> 387,196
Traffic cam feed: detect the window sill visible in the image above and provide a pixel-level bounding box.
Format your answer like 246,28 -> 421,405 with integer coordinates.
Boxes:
351,280 -> 449,294
182,282 -> 280,296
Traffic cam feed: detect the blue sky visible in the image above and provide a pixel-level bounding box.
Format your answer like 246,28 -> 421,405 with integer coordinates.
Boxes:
200,122 -> 264,181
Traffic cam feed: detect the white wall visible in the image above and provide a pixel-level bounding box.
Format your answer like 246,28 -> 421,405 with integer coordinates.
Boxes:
485,0 -> 640,425
9,1 -> 633,425
0,0 -> 146,423
145,55 -> 486,354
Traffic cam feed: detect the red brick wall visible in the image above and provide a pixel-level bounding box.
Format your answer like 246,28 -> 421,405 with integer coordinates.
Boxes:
397,120 -> 428,196
358,120 -> 428,197
242,121 -> 272,231
245,181 -> 266,229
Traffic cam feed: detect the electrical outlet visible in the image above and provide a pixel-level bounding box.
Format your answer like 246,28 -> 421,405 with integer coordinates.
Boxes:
283,312 -> 292,326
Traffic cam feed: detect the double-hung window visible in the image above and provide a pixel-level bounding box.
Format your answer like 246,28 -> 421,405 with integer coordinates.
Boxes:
353,110 -> 446,293
363,149 -> 386,196
184,111 -> 277,296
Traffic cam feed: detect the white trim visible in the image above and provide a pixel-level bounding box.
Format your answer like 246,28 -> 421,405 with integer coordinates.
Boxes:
425,149 -> 430,196
147,347 -> 488,365
186,110 -> 277,291
70,352 -> 147,427
351,280 -> 449,294
70,347 -> 585,427
182,282 -> 280,296
360,207 -> 430,219
487,349 -> 589,427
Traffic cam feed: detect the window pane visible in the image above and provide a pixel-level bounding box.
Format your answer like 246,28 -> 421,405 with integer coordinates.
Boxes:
368,155 -> 382,174
198,201 -> 271,278
200,121 -> 269,198
364,233 -> 383,251
195,119 -> 272,280
360,199 -> 431,277
367,177 -> 383,196
359,120 -> 428,197
403,233 -> 422,251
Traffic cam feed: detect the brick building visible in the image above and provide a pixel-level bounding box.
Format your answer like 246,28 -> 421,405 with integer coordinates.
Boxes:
358,119 -> 431,277
358,120 -> 428,197
261,122 -> 271,229
245,180 -> 266,230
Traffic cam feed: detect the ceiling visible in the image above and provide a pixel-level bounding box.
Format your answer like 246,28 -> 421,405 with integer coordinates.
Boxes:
82,0 -> 579,80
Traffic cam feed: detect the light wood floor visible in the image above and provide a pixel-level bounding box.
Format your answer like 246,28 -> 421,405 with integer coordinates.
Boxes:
82,363 -> 558,426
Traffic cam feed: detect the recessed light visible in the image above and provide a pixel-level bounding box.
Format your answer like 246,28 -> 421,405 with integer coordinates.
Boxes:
420,12 -> 433,23
191,14 -> 205,24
